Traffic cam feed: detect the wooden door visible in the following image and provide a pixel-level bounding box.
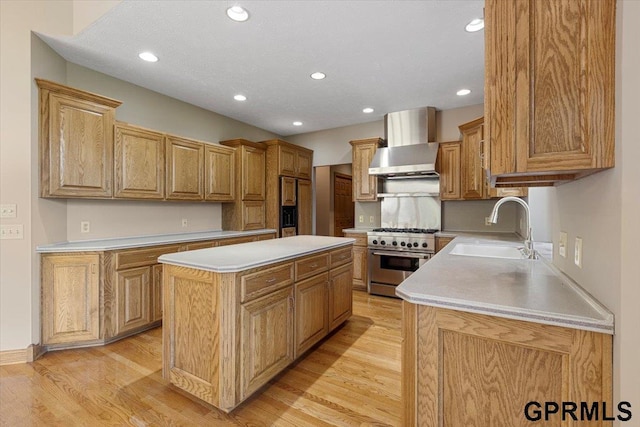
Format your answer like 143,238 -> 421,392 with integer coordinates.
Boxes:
114,122 -> 165,199
333,173 -> 354,237
281,177 -> 296,206
151,264 -> 163,322
241,146 -> 266,200
460,118 -> 485,199
240,286 -> 294,399
350,140 -> 379,201
328,263 -> 353,331
41,254 -> 100,344
439,143 -> 461,200
205,144 -> 235,202
116,266 -> 151,334
295,273 -> 329,356
166,136 -> 204,200
242,201 -> 266,230
296,150 -> 312,179
297,179 -> 312,235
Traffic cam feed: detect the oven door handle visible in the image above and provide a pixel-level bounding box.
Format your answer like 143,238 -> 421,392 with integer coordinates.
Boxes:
371,251 -> 431,259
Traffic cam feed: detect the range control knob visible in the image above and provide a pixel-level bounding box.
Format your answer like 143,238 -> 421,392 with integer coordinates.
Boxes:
392,241 -> 398,246
400,241 -> 406,247
372,239 -> 378,245
380,240 -> 386,245
413,242 -> 419,247
422,242 -> 428,248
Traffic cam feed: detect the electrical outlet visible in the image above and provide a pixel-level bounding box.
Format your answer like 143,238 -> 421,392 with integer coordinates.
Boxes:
485,217 -> 492,226
358,215 -> 364,223
81,221 -> 90,233
181,218 -> 188,227
574,237 -> 583,268
369,216 -> 375,224
0,224 -> 23,239
559,231 -> 567,258
0,204 -> 17,218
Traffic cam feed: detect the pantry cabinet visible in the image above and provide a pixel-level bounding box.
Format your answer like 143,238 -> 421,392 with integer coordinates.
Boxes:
485,0 -> 616,187
350,138 -> 385,202
36,79 -> 121,198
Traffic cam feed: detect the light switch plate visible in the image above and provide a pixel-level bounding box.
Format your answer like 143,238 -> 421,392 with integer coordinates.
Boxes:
182,218 -> 188,227
369,216 -> 375,224
0,224 -> 23,239
559,231 -> 567,258
574,237 -> 582,268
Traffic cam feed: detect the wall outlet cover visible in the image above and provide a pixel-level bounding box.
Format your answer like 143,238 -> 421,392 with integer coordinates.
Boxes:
80,221 -> 90,233
358,215 -> 364,223
0,204 -> 17,218
559,231 -> 567,258
181,218 -> 188,227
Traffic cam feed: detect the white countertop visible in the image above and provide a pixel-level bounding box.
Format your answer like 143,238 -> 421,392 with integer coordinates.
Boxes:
36,229 -> 276,253
396,236 -> 614,334
158,235 -> 355,273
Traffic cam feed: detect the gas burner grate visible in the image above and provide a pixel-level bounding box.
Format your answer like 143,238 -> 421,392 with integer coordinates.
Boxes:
371,228 -> 439,234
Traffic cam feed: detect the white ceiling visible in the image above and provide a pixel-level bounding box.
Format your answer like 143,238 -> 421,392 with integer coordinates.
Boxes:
38,0 -> 485,137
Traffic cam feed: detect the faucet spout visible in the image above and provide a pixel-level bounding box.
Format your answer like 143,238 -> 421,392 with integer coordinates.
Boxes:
489,196 -> 536,259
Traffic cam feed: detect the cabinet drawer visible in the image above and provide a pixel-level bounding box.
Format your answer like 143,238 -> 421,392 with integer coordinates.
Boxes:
344,233 -> 367,247
115,245 -> 182,270
186,240 -> 216,250
330,246 -> 353,268
241,262 -> 294,303
295,252 -> 330,282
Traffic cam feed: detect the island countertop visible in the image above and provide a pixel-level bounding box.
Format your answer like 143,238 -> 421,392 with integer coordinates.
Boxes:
158,235 -> 355,273
396,235 -> 614,334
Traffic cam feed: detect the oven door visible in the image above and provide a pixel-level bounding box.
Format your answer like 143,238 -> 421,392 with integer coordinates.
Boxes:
368,250 -> 431,298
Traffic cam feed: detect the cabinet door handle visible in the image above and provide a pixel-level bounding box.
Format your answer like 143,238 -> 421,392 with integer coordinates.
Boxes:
310,263 -> 318,268
91,263 -> 97,274
265,277 -> 277,284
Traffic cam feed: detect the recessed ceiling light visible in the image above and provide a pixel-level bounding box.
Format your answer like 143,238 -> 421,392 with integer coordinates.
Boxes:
234,94 -> 247,101
310,72 -> 326,80
363,107 -> 374,113
457,89 -> 472,96
138,52 -> 158,62
293,121 -> 303,126
465,18 -> 484,32
227,5 -> 249,22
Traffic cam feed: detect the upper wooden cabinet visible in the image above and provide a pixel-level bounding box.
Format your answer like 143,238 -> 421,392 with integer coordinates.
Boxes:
263,139 -> 313,180
281,177 -> 296,206
37,79 -> 122,198
241,146 -> 266,201
459,118 -> 485,200
350,138 -> 384,202
114,122 -> 165,199
205,144 -> 235,202
485,0 -> 616,187
438,142 -> 462,200
165,135 -> 205,201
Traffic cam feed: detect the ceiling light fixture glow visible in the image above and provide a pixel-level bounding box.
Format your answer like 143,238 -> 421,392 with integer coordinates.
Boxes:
457,89 -> 472,96
465,18 -> 484,32
227,5 -> 249,22
138,52 -> 158,62
234,94 -> 247,101
310,72 -> 326,80
293,121 -> 303,126
362,107 -> 374,113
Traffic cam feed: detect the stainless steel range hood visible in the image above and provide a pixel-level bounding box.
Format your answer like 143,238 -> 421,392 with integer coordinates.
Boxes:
368,107 -> 439,178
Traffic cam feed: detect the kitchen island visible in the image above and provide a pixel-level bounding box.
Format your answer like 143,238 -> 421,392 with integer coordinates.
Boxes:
158,235 -> 355,412
398,236 -> 614,426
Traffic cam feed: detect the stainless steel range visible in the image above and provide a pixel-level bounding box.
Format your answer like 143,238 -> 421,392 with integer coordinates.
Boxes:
367,227 -> 437,298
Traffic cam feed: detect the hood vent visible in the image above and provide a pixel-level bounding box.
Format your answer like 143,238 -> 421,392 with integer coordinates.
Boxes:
368,107 -> 439,178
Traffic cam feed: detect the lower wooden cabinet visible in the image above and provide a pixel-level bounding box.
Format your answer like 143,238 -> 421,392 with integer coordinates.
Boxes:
344,231 -> 368,291
115,266 -> 151,335
151,264 -> 163,322
41,254 -> 100,345
435,236 -> 455,253
329,263 -> 353,331
295,273 -> 329,356
240,286 -> 294,400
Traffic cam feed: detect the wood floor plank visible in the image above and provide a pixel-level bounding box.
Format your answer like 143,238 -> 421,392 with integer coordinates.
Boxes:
0,292 -> 401,426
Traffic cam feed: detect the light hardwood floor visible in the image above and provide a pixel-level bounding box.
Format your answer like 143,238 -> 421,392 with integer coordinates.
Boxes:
0,291 -> 401,426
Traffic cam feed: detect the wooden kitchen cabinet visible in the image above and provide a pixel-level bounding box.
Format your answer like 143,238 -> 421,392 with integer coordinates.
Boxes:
264,139 -> 313,180
205,143 -> 235,202
402,303 -> 612,426
295,273 -> 329,356
281,176 -> 296,206
297,179 -> 312,235
350,138 -> 384,202
166,135 -> 204,201
115,266 -> 151,335
114,122 -> 165,199
36,79 -> 121,198
485,0 -> 616,187
241,145 -> 266,201
41,254 -> 101,345
328,263 -> 353,331
438,142 -> 462,200
459,118 -> 485,199
435,236 -> 455,253
151,264 -> 163,322
343,231 -> 368,291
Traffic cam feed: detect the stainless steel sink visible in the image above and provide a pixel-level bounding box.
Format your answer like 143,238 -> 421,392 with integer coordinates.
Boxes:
449,243 -> 527,260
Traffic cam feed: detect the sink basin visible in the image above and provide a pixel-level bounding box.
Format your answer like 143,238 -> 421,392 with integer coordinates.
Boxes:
449,243 -> 526,260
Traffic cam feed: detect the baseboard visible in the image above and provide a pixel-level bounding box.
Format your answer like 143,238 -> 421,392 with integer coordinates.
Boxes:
0,344 -> 46,365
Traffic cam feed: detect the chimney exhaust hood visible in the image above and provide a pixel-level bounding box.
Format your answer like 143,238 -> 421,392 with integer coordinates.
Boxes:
368,107 -> 439,178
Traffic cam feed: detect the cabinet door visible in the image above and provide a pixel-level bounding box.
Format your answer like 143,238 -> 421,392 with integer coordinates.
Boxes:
41,254 -> 100,344
435,236 -> 455,253
166,136 -> 204,200
281,177 -> 296,206
242,146 -> 266,200
281,227 -> 296,238
45,93 -> 115,198
460,120 -> 485,199
240,286 -> 294,400
295,150 -> 312,179
278,145 -> 297,177
114,123 -> 165,199
328,263 -> 353,331
439,143 -> 461,200
486,0 -> 615,179
295,273 -> 329,357
205,144 -> 235,202
297,179 -> 312,235
350,140 -> 379,201
116,266 -> 151,334
242,201 -> 266,230
151,264 -> 163,322
351,246 -> 368,291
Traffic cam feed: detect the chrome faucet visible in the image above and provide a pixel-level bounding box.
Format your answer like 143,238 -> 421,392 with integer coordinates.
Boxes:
489,196 -> 536,259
